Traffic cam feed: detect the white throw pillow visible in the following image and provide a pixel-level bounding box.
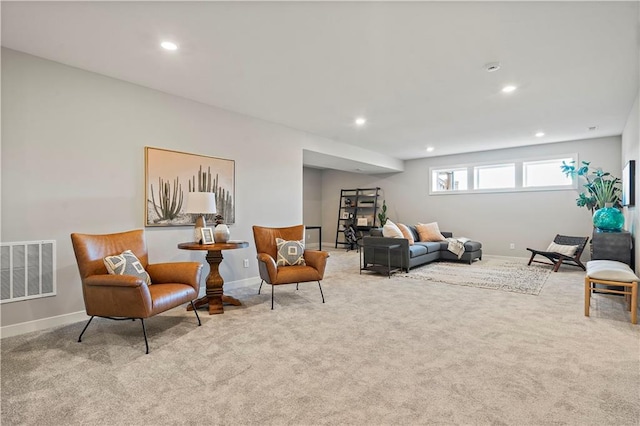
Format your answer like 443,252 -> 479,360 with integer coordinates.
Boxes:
546,242 -> 578,257
382,220 -> 404,238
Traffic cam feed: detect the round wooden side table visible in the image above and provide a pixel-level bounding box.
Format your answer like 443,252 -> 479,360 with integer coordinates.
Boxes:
178,240 -> 249,315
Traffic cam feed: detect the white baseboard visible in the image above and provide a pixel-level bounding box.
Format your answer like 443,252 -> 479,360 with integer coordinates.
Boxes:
1,277 -> 262,339
1,310 -> 88,339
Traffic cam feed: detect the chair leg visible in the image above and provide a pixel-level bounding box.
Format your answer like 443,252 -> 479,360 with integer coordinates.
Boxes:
553,259 -> 562,272
271,284 -> 274,310
190,300 -> 201,326
527,252 -> 535,266
296,283 -> 299,291
258,280 -> 264,295
77,316 -> 95,343
318,281 -> 325,303
141,318 -> 149,355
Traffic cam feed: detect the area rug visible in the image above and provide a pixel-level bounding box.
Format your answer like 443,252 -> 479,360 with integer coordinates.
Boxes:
397,256 -> 551,295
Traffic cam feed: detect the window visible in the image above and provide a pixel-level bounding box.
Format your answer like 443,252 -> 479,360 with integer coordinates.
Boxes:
429,154 -> 577,195
432,168 -> 468,192
474,164 -> 515,190
523,158 -> 573,188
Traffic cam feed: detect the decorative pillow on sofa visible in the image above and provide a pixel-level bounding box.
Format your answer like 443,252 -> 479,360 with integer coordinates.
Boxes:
276,238 -> 306,266
382,219 -> 404,239
397,223 -> 415,245
546,242 -> 578,257
415,222 -> 446,242
103,250 -> 151,285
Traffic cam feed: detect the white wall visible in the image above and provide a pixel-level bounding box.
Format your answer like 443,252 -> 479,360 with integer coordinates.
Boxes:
622,95 -> 639,271
321,137 -> 622,256
303,167 -> 323,248
0,48 -> 395,330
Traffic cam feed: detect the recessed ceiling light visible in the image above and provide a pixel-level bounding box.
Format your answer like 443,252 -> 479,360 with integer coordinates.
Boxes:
161,41 -> 178,51
426,147 -> 435,152
535,132 -> 545,137
354,117 -> 367,126
501,85 -> 517,93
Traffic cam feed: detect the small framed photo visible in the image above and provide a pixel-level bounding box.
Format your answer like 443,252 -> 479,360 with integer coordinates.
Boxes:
201,227 -> 215,244
341,211 -> 350,219
357,217 -> 368,227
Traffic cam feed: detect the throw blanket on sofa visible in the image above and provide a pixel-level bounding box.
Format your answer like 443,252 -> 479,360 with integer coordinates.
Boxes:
445,237 -> 470,259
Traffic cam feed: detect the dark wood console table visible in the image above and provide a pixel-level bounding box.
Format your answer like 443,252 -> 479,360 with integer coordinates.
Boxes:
178,240 -> 249,315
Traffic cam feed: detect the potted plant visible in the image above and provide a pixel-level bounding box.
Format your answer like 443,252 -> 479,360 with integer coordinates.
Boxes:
561,160 -> 624,231
377,200 -> 388,227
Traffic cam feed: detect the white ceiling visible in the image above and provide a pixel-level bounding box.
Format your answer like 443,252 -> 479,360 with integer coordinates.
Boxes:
2,1 -> 639,169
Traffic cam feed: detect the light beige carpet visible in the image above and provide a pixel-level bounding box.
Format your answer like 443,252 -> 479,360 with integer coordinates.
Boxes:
2,250 -> 639,425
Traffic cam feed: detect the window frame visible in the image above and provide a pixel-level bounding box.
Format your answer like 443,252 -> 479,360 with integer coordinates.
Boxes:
428,153 -> 577,195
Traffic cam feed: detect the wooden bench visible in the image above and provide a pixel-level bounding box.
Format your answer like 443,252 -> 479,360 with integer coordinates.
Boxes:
585,260 -> 638,324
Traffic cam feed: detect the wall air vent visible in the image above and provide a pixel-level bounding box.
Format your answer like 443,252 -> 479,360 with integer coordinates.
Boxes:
1,240 -> 56,304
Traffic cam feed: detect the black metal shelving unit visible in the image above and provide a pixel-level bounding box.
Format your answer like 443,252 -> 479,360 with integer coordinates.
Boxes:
335,187 -> 381,249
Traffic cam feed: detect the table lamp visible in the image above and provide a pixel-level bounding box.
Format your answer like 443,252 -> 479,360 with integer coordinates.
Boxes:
184,192 -> 217,243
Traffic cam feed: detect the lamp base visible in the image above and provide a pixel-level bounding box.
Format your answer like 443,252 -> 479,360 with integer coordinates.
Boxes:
194,215 -> 207,243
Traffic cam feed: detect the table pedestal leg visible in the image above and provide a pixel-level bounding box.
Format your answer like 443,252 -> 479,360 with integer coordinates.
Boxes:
186,250 -> 242,315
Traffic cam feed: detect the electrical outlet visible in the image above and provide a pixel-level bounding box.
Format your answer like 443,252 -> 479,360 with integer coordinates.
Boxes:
307,233 -> 311,240
243,259 -> 249,268
510,243 -> 515,250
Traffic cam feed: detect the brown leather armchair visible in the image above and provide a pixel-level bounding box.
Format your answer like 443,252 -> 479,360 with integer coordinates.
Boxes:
71,229 -> 203,353
252,225 -> 330,309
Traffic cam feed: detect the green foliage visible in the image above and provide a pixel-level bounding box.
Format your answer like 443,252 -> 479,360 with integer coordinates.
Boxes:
151,177 -> 184,220
560,160 -> 621,212
377,200 -> 388,226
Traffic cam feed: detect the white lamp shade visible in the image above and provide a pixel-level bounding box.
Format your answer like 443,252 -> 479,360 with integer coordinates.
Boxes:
184,192 -> 217,214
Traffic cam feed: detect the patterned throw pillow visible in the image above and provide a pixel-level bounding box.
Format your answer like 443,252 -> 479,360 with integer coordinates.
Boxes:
276,238 -> 306,266
103,250 -> 151,285
415,222 -> 446,242
397,223 -> 415,245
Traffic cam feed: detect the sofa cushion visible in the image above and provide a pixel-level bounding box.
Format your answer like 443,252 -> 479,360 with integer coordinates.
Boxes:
408,244 -> 428,258
415,241 -> 443,254
416,222 -> 446,242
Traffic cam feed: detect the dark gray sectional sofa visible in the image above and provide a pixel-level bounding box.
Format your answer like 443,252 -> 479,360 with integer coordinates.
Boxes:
362,226 -> 482,272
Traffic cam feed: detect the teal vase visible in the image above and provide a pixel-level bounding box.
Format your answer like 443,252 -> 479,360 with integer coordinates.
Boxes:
593,203 -> 624,232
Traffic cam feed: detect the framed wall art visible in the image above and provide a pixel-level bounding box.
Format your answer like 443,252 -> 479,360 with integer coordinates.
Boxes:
622,159 -> 635,207
145,147 -> 235,227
